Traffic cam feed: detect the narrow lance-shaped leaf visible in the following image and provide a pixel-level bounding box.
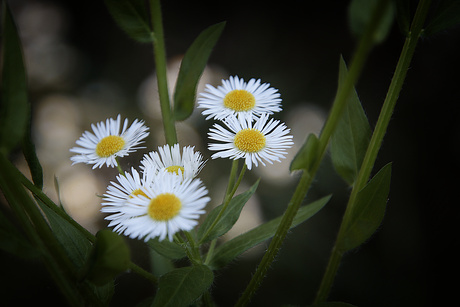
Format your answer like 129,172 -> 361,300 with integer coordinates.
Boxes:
0,1 -> 29,153
173,22 -> 226,121
330,56 -> 372,186
197,179 -> 259,244
208,195 -> 331,270
152,265 -> 214,307
104,0 -> 153,43
338,162 -> 392,252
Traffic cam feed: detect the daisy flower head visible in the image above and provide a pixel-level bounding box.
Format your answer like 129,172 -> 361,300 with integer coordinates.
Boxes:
70,114 -> 150,169
140,143 -> 206,180
208,113 -> 294,170
104,170 -> 210,242
198,75 -> 282,121
101,167 -> 155,211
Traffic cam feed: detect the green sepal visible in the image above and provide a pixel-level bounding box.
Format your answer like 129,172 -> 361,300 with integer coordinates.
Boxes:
0,1 -> 29,153
330,56 -> 372,186
152,265 -> 214,307
104,0 -> 154,43
173,22 -> 226,121
290,133 -> 319,173
208,195 -> 331,270
197,179 -> 259,244
338,163 -> 392,252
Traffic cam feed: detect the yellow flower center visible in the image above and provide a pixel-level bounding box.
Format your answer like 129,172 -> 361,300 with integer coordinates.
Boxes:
234,129 -> 266,153
96,135 -> 125,158
148,193 -> 182,221
223,89 -> 256,111
130,189 -> 148,199
165,165 -> 185,175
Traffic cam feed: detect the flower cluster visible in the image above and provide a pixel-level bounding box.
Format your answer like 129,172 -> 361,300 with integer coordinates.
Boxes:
198,75 -> 294,170
70,117 -> 209,241
69,76 -> 292,241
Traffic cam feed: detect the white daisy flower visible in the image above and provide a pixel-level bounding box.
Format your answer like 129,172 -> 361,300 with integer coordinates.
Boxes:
70,115 -> 150,169
208,113 -> 294,170
104,170 -> 210,242
140,143 -> 205,180
198,75 -> 282,121
102,167 -> 155,210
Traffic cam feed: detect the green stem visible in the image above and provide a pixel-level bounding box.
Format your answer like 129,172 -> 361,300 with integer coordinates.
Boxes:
235,1 -> 391,306
150,0 -> 177,145
130,262 -> 158,284
198,160 -> 246,245
115,157 -> 124,176
314,0 -> 432,303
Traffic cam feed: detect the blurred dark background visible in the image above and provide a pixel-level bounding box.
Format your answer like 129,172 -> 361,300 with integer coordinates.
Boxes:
1,0 -> 459,306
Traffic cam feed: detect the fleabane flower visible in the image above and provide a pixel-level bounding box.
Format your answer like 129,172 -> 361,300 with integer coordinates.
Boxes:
70,115 -> 149,169
103,170 -> 210,242
140,144 -> 205,180
198,75 -> 282,121
208,113 -> 294,170
101,167 -> 155,211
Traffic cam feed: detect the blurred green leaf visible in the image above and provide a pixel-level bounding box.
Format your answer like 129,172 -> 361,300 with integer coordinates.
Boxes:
424,0 -> 460,36
0,208 -> 40,259
394,0 -> 412,36
330,56 -> 372,185
0,1 -> 29,153
197,179 -> 259,244
208,195 -> 331,269
348,0 -> 395,44
290,133 -> 319,173
22,120 -> 43,189
152,265 -> 214,307
104,0 -> 153,43
148,237 -> 187,260
174,22 -> 226,121
338,163 -> 392,252
84,229 -> 131,286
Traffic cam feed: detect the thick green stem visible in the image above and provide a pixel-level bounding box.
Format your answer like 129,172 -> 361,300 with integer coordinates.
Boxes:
235,1 -> 391,306
150,0 -> 177,145
314,0 -> 432,303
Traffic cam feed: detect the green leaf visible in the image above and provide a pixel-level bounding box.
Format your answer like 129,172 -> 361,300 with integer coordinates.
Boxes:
424,0 -> 460,36
38,201 -> 92,268
84,229 -> 131,286
338,163 -> 392,252
0,1 -> 29,153
147,237 -> 187,260
197,179 -> 259,244
173,22 -> 226,121
290,133 -> 319,173
348,0 -> 395,44
330,56 -> 372,185
208,195 -> 331,270
0,208 -> 40,259
104,0 -> 153,43
152,265 -> 214,307
22,120 -> 43,189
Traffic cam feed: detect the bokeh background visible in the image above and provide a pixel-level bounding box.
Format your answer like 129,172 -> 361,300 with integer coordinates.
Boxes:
1,0 -> 459,306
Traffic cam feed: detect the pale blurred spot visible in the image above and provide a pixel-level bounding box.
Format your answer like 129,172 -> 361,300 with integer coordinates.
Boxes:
17,2 -> 81,90
58,164 -> 105,233
253,103 -> 326,184
33,94 -> 81,165
138,56 -> 227,124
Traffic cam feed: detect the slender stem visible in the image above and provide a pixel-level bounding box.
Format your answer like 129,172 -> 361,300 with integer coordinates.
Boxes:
130,262 -> 158,284
314,0 -> 432,303
150,0 -> 177,145
198,161 -> 246,245
115,157 -> 124,176
235,1 -> 392,306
